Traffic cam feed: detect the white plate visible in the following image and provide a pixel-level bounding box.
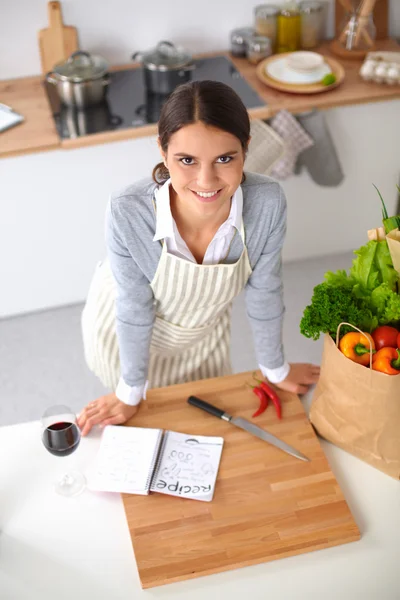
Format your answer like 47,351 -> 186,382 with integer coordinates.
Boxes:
265,57 -> 332,85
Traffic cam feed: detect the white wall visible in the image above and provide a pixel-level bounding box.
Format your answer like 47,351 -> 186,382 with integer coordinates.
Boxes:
1,0 -> 400,318
1,0 -> 400,80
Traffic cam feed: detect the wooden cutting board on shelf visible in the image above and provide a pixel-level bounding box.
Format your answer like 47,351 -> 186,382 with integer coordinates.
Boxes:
121,371 -> 360,589
335,0 -> 388,40
38,1 -> 78,74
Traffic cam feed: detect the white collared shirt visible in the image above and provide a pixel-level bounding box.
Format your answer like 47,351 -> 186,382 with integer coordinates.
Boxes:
153,179 -> 243,265
116,179 -> 289,405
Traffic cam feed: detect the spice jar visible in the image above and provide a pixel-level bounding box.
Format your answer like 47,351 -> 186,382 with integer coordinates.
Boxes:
254,4 -> 279,50
230,27 -> 255,57
246,35 -> 272,65
276,2 -> 301,53
299,1 -> 324,49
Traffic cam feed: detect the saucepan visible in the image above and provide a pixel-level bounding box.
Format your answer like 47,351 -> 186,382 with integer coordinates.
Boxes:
132,41 -> 196,95
46,51 -> 110,109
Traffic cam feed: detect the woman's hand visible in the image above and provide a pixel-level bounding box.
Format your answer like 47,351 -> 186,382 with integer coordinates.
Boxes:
77,392 -> 140,436
274,363 -> 320,395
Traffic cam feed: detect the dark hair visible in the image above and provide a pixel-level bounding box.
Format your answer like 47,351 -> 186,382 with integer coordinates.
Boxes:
152,80 -> 250,184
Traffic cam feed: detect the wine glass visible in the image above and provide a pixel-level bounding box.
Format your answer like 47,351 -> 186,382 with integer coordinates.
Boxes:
41,405 -> 86,497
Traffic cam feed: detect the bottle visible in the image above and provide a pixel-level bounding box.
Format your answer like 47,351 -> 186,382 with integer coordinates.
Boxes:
254,4 -> 280,51
299,1 -> 324,50
277,1 -> 301,54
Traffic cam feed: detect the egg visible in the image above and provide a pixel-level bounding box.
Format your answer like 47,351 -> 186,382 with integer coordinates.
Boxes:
373,63 -> 388,83
386,63 -> 400,85
360,59 -> 377,81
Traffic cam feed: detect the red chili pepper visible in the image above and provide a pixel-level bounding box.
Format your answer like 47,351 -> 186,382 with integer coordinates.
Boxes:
252,373 -> 282,419
247,384 -> 268,417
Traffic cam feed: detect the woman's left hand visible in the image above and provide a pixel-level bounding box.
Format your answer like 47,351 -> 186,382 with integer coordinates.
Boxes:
274,363 -> 320,395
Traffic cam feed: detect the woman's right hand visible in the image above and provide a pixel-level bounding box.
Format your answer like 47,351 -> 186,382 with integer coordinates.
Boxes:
77,392 -> 140,436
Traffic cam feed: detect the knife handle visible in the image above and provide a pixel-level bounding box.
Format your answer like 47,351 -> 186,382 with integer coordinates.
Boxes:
187,396 -> 226,419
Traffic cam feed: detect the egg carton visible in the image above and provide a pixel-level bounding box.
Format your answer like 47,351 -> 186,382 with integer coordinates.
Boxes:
359,51 -> 400,85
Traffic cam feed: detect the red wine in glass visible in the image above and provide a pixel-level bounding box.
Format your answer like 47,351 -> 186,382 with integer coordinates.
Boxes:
41,405 -> 86,497
42,421 -> 81,457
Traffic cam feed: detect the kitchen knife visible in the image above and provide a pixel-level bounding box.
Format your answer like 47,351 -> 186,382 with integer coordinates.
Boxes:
187,396 -> 310,462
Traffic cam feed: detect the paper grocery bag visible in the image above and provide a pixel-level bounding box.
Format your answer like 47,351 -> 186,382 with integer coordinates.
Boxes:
310,333 -> 400,479
386,229 -> 400,277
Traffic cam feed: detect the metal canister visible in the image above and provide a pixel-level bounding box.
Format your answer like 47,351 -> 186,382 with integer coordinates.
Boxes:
230,27 -> 255,57
246,35 -> 272,65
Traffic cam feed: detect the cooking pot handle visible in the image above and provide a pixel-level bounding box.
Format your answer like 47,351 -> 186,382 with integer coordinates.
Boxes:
46,72 -> 57,85
102,74 -> 111,86
68,51 -> 93,65
157,40 -> 177,54
181,63 -> 196,72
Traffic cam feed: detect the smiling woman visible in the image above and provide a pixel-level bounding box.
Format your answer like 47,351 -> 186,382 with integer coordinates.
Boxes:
79,80 -> 319,436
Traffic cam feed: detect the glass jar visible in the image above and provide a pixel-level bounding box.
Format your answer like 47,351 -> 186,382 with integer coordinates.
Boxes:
276,4 -> 301,53
254,4 -> 279,50
337,11 -> 376,53
230,27 -> 255,57
246,35 -> 272,65
299,1 -> 324,49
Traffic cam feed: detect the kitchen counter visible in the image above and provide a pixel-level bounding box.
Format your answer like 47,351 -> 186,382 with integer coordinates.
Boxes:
1,381 -> 399,599
1,39 -> 399,159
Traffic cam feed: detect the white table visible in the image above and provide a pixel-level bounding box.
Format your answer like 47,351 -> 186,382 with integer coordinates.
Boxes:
0,416 -> 399,600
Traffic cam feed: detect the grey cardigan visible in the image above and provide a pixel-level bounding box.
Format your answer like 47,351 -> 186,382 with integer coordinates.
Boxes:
106,171 -> 287,387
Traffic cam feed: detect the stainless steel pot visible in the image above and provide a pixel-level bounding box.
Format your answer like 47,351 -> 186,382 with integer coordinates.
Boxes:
46,51 -> 110,109
132,41 -> 196,95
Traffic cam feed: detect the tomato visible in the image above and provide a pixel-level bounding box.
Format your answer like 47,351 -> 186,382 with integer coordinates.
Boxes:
398,332 -> 400,349
371,325 -> 399,350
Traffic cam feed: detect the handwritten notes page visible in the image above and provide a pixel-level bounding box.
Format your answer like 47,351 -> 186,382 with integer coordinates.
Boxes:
150,431 -> 224,502
88,426 -> 163,494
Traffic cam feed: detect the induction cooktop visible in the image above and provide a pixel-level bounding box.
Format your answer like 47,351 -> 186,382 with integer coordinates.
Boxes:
44,55 -> 266,140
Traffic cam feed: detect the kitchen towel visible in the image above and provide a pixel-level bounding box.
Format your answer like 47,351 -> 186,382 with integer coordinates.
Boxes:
295,109 -> 344,187
244,119 -> 286,176
269,110 -> 314,180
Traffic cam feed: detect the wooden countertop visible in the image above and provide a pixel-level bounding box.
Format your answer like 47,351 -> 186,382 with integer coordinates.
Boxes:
122,370 -> 359,588
1,39 -> 400,160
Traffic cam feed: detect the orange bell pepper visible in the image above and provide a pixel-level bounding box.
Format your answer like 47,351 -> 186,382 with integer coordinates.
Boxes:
339,331 -> 375,366
372,347 -> 400,375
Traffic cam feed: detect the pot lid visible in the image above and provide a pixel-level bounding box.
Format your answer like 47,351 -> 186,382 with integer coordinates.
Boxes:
53,51 -> 109,82
139,41 -> 192,71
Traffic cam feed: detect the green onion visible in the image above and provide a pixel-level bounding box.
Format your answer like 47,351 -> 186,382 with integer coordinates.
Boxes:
373,183 -> 400,234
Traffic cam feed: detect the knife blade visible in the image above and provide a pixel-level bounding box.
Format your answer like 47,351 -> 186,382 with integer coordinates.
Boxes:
187,396 -> 310,462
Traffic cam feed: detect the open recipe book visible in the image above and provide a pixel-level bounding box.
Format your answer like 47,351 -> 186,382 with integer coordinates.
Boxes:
89,425 -> 224,502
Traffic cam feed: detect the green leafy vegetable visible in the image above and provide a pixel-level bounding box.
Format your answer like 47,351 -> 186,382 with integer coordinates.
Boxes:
369,283 -> 400,324
300,284 -> 378,341
300,239 -> 400,340
349,240 -> 398,291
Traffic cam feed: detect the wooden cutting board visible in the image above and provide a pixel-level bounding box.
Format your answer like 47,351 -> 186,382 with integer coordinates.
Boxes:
121,371 -> 360,589
38,1 -> 78,74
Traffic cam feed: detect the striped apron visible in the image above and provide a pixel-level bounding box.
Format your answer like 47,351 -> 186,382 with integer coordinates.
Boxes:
81,225 -> 252,390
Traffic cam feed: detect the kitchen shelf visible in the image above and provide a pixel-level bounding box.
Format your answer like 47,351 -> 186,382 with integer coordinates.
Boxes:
1,39 -> 399,159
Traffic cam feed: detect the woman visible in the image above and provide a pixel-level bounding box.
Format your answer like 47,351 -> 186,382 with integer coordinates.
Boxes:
79,80 -> 319,436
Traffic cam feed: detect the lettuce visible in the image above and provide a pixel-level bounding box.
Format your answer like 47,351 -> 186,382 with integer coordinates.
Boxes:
350,240 -> 398,291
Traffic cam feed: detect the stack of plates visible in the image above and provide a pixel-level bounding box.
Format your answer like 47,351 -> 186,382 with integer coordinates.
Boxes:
256,51 -> 345,94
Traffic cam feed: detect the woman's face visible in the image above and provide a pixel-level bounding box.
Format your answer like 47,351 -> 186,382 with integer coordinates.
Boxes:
160,122 -> 246,218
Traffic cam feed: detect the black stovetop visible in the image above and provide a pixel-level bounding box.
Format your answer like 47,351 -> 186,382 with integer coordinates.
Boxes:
44,55 -> 266,140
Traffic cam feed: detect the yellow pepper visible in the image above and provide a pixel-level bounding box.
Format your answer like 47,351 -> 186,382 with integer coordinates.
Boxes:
339,331 -> 375,366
